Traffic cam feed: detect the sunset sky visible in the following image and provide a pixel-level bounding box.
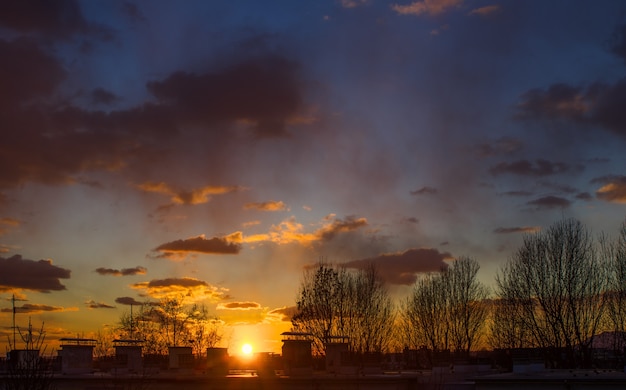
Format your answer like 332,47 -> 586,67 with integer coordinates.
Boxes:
1,0 -> 626,355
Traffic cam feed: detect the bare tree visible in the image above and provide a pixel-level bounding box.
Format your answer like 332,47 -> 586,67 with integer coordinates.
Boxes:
445,256 -> 490,355
489,296 -> 534,350
605,219 -> 626,350
186,304 -> 223,355
5,319 -> 54,390
401,257 -> 488,357
401,272 -> 449,352
495,219 -> 608,368
291,262 -> 395,355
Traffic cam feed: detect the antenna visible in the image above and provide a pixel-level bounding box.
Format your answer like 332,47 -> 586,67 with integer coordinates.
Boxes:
12,294 -> 16,349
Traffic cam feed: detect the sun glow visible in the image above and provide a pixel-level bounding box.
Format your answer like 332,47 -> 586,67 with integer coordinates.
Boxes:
241,343 -> 253,356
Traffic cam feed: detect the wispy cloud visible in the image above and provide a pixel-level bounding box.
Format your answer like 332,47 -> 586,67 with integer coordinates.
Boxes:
136,182 -> 241,205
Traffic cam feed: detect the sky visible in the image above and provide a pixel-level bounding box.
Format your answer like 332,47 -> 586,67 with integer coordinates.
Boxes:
1,0 -> 626,355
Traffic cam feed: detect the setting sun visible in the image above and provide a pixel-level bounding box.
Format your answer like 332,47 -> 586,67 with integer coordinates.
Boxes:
241,343 -> 253,356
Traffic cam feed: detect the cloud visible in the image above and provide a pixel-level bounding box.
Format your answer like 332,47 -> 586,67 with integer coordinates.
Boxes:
493,226 -> 540,234
216,301 -> 261,310
501,190 -> 533,197
131,277 -> 227,301
468,5 -> 500,17
136,182 -> 241,205
0,0 -> 112,40
516,79 -> 626,138
343,248 -> 453,285
609,23 -> 626,65
146,54 -> 303,137
152,233 -> 242,260
246,215 -> 369,246
91,88 -> 120,105
410,186 -> 438,195
0,218 -> 20,236
340,0 -> 369,8
0,218 -> 20,226
526,195 -> 571,210
95,266 -> 147,276
85,300 -> 115,309
244,200 -> 288,211
490,159 -> 582,177
268,306 -> 297,322
114,296 -> 144,306
1,303 -> 77,313
0,38 -> 66,111
472,137 -> 523,158
317,215 -> 368,241
593,175 -> 626,203
391,0 -> 463,17
0,255 -> 71,292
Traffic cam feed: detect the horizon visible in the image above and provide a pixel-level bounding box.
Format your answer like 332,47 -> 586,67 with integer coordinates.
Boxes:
1,0 -> 626,356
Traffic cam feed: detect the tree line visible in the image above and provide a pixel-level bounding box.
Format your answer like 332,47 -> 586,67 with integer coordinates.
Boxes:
291,218 -> 626,368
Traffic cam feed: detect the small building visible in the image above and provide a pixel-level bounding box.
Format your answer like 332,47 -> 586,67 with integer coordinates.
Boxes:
168,346 -> 193,370
205,347 -> 229,376
58,338 -> 96,375
281,332 -> 313,376
324,336 -> 350,374
7,349 -> 40,369
113,339 -> 143,374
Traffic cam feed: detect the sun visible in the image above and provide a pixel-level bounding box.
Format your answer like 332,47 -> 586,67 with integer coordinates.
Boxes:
241,343 -> 253,356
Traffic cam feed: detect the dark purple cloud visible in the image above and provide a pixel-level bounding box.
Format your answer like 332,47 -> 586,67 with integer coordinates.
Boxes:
343,248 -> 453,285
0,255 -> 70,292
410,186 -> 438,195
95,266 -> 147,276
526,195 -> 571,210
146,54 -> 302,138
115,296 -> 144,306
153,235 -> 241,259
1,303 -> 70,313
490,159 -> 581,177
85,300 -> 115,309
516,78 -> 626,138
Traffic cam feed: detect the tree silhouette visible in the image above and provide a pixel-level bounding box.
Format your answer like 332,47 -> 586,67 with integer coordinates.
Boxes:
291,262 -> 395,355
495,218 -> 608,368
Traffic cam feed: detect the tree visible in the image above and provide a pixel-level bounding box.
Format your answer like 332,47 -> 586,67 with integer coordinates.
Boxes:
401,257 -> 488,357
445,256 -> 490,355
291,262 -> 395,355
118,298 -> 223,356
401,272 -> 449,352
605,219 -> 626,351
495,218 -> 608,368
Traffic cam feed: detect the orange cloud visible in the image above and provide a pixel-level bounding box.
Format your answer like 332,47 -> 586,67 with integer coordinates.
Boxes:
233,215 -> 370,247
244,200 -> 288,211
131,277 -> 228,302
469,5 -> 500,16
392,0 -> 463,16
136,181 -> 241,205
596,177 -> 626,203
